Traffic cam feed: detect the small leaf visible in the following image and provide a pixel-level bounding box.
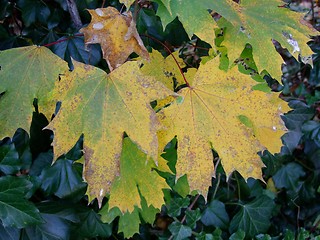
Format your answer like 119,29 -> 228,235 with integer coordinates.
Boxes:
229,229 -> 245,240
185,208 -> 201,229
201,200 -> 229,230
0,221 -> 20,240
0,143 -> 21,174
273,162 -> 305,191
39,158 -> 87,199
168,222 -> 192,240
0,176 -> 43,228
80,7 -> 149,70
51,35 -> 102,68
73,208 -> 112,239
23,213 -> 71,240
229,196 -> 275,238
167,197 -> 190,218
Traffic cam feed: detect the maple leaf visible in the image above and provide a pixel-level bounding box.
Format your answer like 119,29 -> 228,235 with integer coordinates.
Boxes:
46,60 -> 173,206
80,7 -> 149,71
218,0 -> 315,79
152,0 -> 218,44
0,46 -> 67,139
157,57 -> 289,197
108,137 -> 168,213
138,50 -> 187,90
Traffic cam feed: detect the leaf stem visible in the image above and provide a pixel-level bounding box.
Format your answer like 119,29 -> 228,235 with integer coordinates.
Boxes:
141,34 -> 191,88
41,33 -> 84,47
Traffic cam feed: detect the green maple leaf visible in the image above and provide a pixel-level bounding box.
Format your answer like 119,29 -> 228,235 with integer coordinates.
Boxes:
218,0 -> 315,79
0,46 -> 67,139
153,0 -> 221,44
47,60 -> 172,206
108,137 -> 169,213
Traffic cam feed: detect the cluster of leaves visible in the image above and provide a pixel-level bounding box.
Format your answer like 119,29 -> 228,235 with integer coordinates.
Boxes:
1,0 -> 320,239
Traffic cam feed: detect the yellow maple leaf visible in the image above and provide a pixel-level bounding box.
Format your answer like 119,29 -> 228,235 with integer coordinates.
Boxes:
158,57 -> 289,197
80,7 -> 149,71
47,60 -> 173,206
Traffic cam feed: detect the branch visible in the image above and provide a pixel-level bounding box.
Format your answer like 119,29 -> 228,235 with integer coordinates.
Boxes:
66,0 -> 82,30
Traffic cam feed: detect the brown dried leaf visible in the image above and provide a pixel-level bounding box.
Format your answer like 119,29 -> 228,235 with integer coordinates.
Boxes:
80,7 -> 149,70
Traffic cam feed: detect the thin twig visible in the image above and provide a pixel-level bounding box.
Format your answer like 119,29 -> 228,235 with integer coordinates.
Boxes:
168,194 -> 200,240
66,0 -> 82,30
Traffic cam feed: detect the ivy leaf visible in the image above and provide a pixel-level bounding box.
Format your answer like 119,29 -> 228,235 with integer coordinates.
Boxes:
80,7 -> 149,71
0,142 -> 21,174
272,162 -> 305,191
168,222 -> 192,240
0,176 -> 43,228
0,46 -> 67,139
201,200 -> 229,230
0,221 -> 20,240
229,196 -> 275,238
229,229 -> 245,240
23,213 -> 71,240
185,209 -> 201,229
51,35 -> 102,67
73,208 -> 111,239
47,60 -> 173,206
17,0 -> 51,27
39,158 -> 87,199
218,0 -> 315,79
108,138 -> 169,213
158,57 -> 289,196
167,197 -> 190,218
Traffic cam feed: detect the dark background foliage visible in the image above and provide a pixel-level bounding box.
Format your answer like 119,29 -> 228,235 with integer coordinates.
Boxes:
0,0 -> 320,239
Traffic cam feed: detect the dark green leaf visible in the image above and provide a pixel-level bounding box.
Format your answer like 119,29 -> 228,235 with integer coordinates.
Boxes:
168,222 -> 192,240
167,197 -> 190,217
0,176 -> 43,228
282,107 -> 314,131
201,200 -> 229,230
29,151 -> 53,176
255,233 -> 272,240
0,220 -> 20,240
39,158 -> 87,199
0,143 -> 21,174
185,208 -> 201,229
51,36 -> 102,68
229,196 -> 275,238
261,151 -> 282,178
22,213 -> 70,240
196,232 -> 214,240
17,0 -> 51,27
273,162 -> 305,191
229,229 -> 245,240
72,208 -> 112,239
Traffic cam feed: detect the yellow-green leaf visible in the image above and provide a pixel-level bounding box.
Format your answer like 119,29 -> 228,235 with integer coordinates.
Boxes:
153,0 -> 217,44
0,46 -> 67,138
47,60 -> 173,205
80,7 -> 149,71
108,137 -> 168,213
158,57 -> 289,197
138,50 -> 186,90
219,0 -> 315,79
